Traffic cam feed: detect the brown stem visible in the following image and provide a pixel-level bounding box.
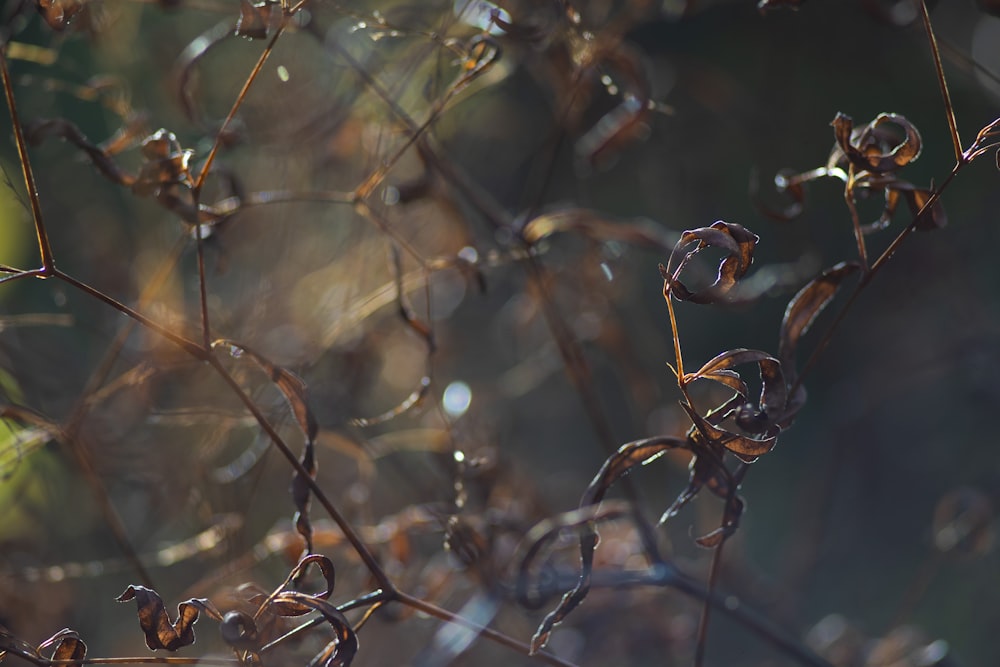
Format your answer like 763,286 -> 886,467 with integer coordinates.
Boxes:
693,539 -> 726,667
193,18 -> 286,195
394,590 -> 580,667
921,1 -> 963,164
0,49 -> 55,274
204,355 -> 394,592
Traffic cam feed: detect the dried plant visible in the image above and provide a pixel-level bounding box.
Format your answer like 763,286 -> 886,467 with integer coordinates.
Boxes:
1,2 -> 998,667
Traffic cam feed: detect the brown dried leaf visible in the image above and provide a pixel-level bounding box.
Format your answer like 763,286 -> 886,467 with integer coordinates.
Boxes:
116,586 -> 221,651
831,112 -> 922,174
883,181 -> 947,231
664,221 -> 758,304
217,341 -> 318,443
266,553 -> 337,616
778,261 -> 861,379
133,129 -> 195,197
235,0 -> 273,39
694,492 -> 742,548
698,369 -> 749,396
660,450 -> 729,523
391,245 -> 436,353
681,401 -> 776,463
515,501 -> 632,610
528,437 -> 688,653
24,118 -> 135,186
219,340 -> 318,553
37,629 -> 86,667
270,592 -> 358,667
581,436 -> 691,506
529,529 -> 597,655
35,0 -> 85,30
687,347 -> 788,423
219,611 -> 258,650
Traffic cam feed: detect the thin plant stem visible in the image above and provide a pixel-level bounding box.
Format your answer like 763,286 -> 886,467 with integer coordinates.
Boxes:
393,591 -> 580,667
204,354 -> 394,592
192,18 -> 287,195
921,1 -> 963,163
52,269 -> 207,359
790,164 -> 960,396
693,539 -> 725,667
844,170 -> 869,270
0,49 -> 55,274
195,227 -> 211,348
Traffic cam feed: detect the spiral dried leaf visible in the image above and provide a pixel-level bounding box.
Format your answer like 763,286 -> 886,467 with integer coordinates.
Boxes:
664,221 -> 758,304
831,112 -> 922,174
116,586 -> 221,651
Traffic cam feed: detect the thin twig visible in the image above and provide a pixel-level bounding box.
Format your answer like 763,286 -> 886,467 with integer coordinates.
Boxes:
920,1 -> 963,164
0,49 -> 55,273
192,18 -> 287,195
394,590 -> 580,667
694,533 -> 726,667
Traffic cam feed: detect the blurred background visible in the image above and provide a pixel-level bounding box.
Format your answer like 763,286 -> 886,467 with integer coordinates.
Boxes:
0,1 -> 998,665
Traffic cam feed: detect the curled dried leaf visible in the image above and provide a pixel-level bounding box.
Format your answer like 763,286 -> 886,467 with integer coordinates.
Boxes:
831,112 -> 922,174
37,629 -> 86,667
687,348 -> 793,436
220,611 -> 258,650
778,261 -> 861,382
882,181 -> 947,231
116,585 -> 221,651
133,129 -> 195,197
660,448 -> 729,524
266,553 -> 337,616
392,245 -> 435,353
529,530 -> 597,655
663,221 -> 758,304
528,437 -> 687,653
681,401 -> 776,463
291,443 -> 317,560
694,475 -> 744,547
213,340 -> 319,554
582,436 -> 691,506
276,369 -> 317,442
235,0 -> 274,39
515,501 -> 632,610
269,592 -> 358,667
